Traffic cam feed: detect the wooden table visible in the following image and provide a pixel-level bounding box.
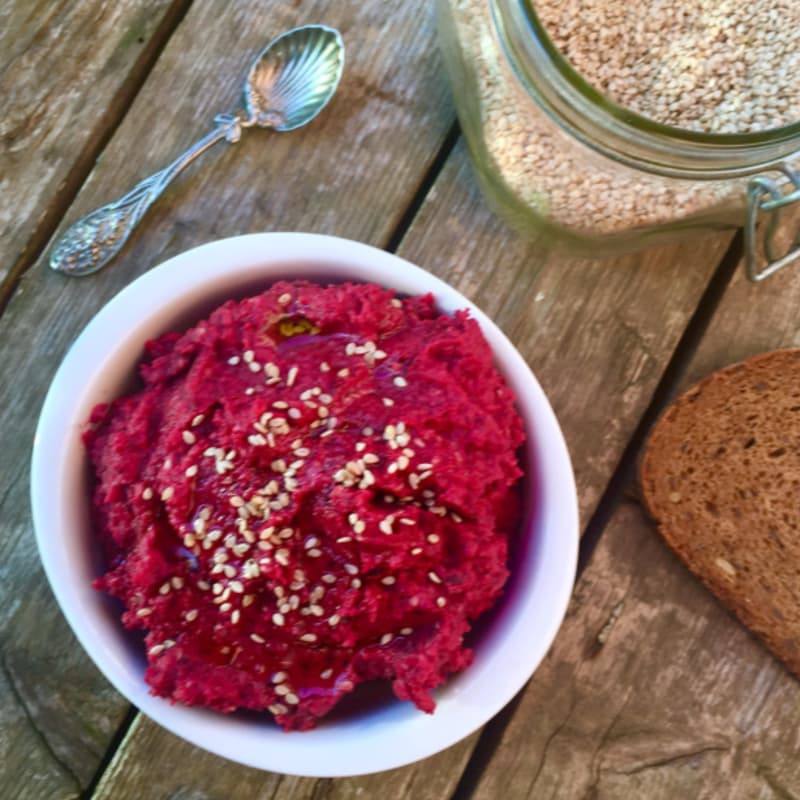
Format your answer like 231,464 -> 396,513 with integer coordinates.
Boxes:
4,2 -> 800,798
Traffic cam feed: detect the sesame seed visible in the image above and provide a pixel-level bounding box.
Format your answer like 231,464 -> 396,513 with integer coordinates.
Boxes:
148,644 -> 165,656
352,520 -> 366,535
171,576 -> 184,589
272,671 -> 288,683
159,582 -> 171,595
338,368 -> 350,378
345,343 -> 357,356
379,518 -> 394,534
275,684 -> 290,696
231,610 -> 241,624
271,459 -> 287,473
383,398 -> 395,407
393,376 -> 408,388
243,350 -> 256,363
344,563 -> 359,575
265,363 -> 280,379
391,298 -> 402,308
223,565 -> 237,578
310,604 -> 324,616
322,573 -> 336,584
381,576 -> 397,585
328,614 -> 341,626
436,596 -> 447,608
251,633 -> 266,643
320,361 -> 330,372
136,608 -> 152,617
228,356 -> 241,366
427,534 -> 440,544
197,580 -> 211,591
351,578 -> 362,589
399,518 -> 415,526
287,366 -> 299,387
411,547 -> 423,555
243,594 -> 255,606
185,609 -> 199,622
363,427 -> 374,436
185,465 -> 198,478
229,495 -> 244,508
278,292 -> 292,306
400,627 -> 413,635
308,548 -> 322,558
220,602 -> 232,612
230,580 -> 244,594
272,613 -> 286,626
275,549 -> 290,567
191,413 -> 205,427
245,387 -> 255,395
285,692 -> 300,706
160,486 -> 174,501
142,487 -> 153,500
295,447 -> 311,457
428,571 -> 442,584
300,633 -> 317,643
321,668 -> 333,680
380,633 -> 393,645
288,407 -> 302,420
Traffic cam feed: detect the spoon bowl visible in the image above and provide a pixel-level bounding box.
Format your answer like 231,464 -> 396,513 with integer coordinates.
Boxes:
246,25 -> 344,131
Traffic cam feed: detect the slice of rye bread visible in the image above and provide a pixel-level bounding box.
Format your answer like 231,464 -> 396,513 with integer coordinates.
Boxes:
640,349 -> 800,676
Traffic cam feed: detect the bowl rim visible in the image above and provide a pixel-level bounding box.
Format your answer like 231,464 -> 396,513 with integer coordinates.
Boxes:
30,232 -> 578,776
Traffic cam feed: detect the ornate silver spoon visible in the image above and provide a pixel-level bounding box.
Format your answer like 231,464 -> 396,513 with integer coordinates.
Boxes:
50,24 -> 345,276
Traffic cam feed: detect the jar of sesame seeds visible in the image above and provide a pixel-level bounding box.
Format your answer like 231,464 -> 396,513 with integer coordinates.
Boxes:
437,0 -> 800,279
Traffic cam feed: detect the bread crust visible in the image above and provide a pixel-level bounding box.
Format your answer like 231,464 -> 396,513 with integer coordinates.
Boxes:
640,349 -> 800,676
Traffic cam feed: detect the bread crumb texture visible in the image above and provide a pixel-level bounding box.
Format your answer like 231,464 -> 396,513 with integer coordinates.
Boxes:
640,349 -> 800,674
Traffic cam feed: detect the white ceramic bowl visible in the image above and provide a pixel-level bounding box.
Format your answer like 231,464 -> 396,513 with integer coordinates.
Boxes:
31,233 -> 578,777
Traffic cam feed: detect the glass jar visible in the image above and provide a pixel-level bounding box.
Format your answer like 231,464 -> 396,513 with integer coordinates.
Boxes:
437,0 -> 800,279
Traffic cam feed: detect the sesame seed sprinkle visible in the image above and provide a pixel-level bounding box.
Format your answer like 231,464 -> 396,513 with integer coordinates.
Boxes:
185,609 -> 198,621
436,596 -> 447,608
136,607 -> 152,617
185,465 -> 198,478
286,366 -> 299,387
272,613 -> 285,626
381,576 -> 397,585
400,627 -> 413,635
285,692 -> 300,706
251,633 -> 266,643
393,376 -> 408,388
380,633 -> 393,645
278,292 -> 292,306
321,668 -> 333,679
160,486 -> 174,501
142,487 -> 153,500
228,356 -> 240,365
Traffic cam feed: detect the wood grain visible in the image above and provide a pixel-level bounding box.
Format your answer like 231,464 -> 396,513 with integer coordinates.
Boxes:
0,0 -> 189,295
464,188 -> 800,800
92,715 -> 477,800
470,499 -> 800,800
0,0 -> 453,797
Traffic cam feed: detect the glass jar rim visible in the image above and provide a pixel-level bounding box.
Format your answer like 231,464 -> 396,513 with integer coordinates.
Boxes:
496,0 -> 800,179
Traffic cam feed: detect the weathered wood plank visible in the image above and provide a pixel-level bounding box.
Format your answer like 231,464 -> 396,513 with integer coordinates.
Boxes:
0,0 -> 189,295
90,145 -> 738,794
92,715 -> 477,800
466,203 -> 800,800
471,499 -> 800,799
0,0 -> 454,797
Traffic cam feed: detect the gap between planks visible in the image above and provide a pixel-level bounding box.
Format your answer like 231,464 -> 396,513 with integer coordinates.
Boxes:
0,0 -> 195,318
447,229 -> 745,800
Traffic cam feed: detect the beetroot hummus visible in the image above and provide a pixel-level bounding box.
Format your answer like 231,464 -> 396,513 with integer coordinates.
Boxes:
87,280 -> 525,731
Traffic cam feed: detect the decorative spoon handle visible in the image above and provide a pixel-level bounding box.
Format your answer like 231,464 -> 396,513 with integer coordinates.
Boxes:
49,113 -> 247,276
